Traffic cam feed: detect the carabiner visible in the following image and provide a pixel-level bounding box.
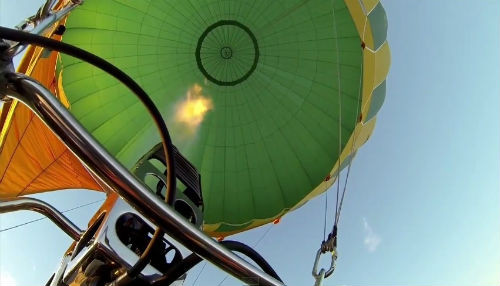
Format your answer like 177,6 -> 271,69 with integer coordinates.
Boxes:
312,247 -> 337,283
312,268 -> 325,286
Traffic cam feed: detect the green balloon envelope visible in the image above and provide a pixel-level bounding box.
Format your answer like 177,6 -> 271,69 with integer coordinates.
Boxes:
58,0 -> 382,235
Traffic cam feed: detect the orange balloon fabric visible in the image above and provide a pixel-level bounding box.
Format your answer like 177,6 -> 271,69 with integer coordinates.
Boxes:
0,32 -> 102,198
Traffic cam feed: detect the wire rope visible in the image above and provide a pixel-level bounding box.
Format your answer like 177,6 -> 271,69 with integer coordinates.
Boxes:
0,199 -> 104,233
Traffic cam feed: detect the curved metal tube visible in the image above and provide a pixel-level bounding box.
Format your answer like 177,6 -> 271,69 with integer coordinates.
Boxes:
0,197 -> 82,240
7,1 -> 82,57
0,73 -> 285,286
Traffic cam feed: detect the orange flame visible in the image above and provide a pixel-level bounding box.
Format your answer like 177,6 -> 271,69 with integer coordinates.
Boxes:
175,84 -> 213,128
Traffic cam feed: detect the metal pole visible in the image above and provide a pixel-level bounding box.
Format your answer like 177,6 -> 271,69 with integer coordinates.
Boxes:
0,197 -> 82,240
0,72 -> 285,286
7,1 -> 82,57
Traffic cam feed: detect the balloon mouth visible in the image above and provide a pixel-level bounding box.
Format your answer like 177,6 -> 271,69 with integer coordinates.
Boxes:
195,20 -> 259,86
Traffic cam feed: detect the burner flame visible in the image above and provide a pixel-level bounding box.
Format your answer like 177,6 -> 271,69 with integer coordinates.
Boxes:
175,84 -> 213,128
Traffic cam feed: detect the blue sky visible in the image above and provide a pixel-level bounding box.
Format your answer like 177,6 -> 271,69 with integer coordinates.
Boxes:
0,1 -> 499,285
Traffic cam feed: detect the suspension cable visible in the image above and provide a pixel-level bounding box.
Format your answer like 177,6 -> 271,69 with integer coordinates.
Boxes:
332,12 -> 368,231
216,225 -> 273,286
191,261 -> 207,286
318,0 -> 368,269
320,0 -> 343,255
0,199 -> 104,233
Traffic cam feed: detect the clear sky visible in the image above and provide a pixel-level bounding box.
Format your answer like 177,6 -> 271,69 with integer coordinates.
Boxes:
0,1 -> 499,286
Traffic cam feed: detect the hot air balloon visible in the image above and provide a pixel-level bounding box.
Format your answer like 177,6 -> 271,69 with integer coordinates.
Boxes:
0,0 -> 390,285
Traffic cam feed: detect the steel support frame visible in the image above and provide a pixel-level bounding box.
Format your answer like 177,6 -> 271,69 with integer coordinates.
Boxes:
0,72 -> 285,286
0,197 -> 82,240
